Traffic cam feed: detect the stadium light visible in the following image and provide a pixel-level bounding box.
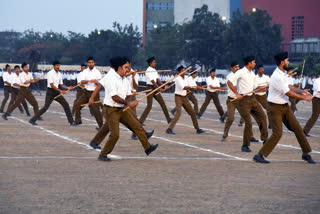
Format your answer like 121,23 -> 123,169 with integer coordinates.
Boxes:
97,31 -> 101,35
252,8 -> 256,12
221,16 -> 227,21
153,25 -> 158,29
50,34 -> 53,38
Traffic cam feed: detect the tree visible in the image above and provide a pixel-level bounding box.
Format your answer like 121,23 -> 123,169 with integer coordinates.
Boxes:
145,24 -> 185,69
183,5 -> 227,69
224,9 -> 283,66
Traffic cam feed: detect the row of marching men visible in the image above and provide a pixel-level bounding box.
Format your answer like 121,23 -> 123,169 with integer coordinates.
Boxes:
1,54 -> 320,164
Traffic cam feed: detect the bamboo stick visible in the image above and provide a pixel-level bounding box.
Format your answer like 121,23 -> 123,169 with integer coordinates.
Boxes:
231,85 -> 269,102
123,66 -> 192,112
54,83 -> 81,99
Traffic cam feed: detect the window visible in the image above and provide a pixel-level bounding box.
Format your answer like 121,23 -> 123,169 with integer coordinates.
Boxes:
147,3 -> 174,10
291,16 -> 304,40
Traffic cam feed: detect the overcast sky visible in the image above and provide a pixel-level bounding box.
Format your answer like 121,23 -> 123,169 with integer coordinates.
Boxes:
0,0 -> 143,35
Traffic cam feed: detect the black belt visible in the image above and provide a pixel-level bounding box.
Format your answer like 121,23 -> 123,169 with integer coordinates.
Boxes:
268,102 -> 288,107
105,105 -> 123,110
175,94 -> 186,97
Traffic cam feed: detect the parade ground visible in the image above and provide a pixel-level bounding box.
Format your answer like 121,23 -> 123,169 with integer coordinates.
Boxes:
1,92 -> 320,214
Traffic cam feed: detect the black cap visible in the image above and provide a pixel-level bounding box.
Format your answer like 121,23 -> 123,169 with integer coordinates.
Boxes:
146,56 -> 155,64
110,56 -> 122,68
274,52 -> 288,65
230,61 -> 239,67
14,65 -> 20,69
243,56 -> 255,65
87,56 -> 95,62
177,65 -> 184,72
52,60 -> 60,66
256,64 -> 263,69
21,62 -> 28,68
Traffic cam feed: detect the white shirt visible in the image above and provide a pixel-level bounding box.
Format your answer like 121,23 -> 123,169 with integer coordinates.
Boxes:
19,71 -> 34,87
226,72 -> 237,98
255,74 -> 270,96
312,78 -> 320,98
82,67 -> 102,91
231,66 -> 256,96
77,71 -> 84,84
174,76 -> 189,96
11,73 -> 21,89
267,67 -> 290,104
206,76 -> 220,92
145,66 -> 159,85
47,69 -> 63,88
100,70 -> 132,107
288,77 -> 294,86
187,76 -> 197,87
3,72 -> 12,86
127,71 -> 139,92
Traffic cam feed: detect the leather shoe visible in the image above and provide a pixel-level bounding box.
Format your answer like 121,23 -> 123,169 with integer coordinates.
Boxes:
27,112 -> 31,116
196,129 -> 205,134
98,155 -> 111,161
70,121 -> 77,126
219,116 -> 225,123
145,144 -> 158,156
74,121 -> 82,126
303,131 -> 310,137
146,129 -> 154,139
221,136 -> 227,141
38,116 -> 43,121
250,137 -> 259,143
196,113 -> 201,119
253,154 -> 270,163
302,154 -> 316,164
166,128 -> 175,134
131,134 -> 138,140
241,146 -> 251,152
170,109 -> 175,116
90,141 -> 101,150
2,114 -> 8,120
29,119 -> 38,126
167,118 -> 172,124
238,122 -> 243,127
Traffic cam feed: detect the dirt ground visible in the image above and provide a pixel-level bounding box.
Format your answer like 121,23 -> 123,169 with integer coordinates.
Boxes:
1,91 -> 320,214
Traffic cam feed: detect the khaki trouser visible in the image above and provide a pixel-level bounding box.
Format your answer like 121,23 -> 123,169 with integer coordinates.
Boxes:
223,97 -> 245,138
303,97 -> 320,134
259,102 -> 311,157
31,88 -> 73,123
0,85 -> 11,111
6,87 -> 39,116
172,92 -> 199,115
139,85 -> 170,123
8,87 -> 30,115
237,96 -> 268,147
169,95 -> 199,130
100,106 -> 151,156
74,89 -> 103,127
72,87 -> 85,114
93,105 -> 148,145
255,94 -> 272,127
199,91 -> 224,117
289,97 -> 300,113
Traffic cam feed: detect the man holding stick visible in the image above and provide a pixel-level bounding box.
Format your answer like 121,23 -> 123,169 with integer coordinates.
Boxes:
228,56 -> 268,152
197,68 -> 226,122
166,66 -> 204,134
89,57 -> 158,161
29,61 -> 75,126
73,57 -> 103,127
72,64 -> 87,115
2,63 -> 40,120
88,57 -> 154,150
221,61 -> 246,141
303,75 -> 320,136
253,52 -> 315,164
139,57 -> 172,125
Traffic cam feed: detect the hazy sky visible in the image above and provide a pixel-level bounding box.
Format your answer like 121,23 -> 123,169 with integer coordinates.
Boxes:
0,0 -> 143,35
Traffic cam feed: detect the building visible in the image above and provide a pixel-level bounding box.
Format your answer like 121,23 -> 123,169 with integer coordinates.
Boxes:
290,36 -> 320,61
143,0 -> 241,45
241,0 -> 320,52
142,0 -> 174,45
